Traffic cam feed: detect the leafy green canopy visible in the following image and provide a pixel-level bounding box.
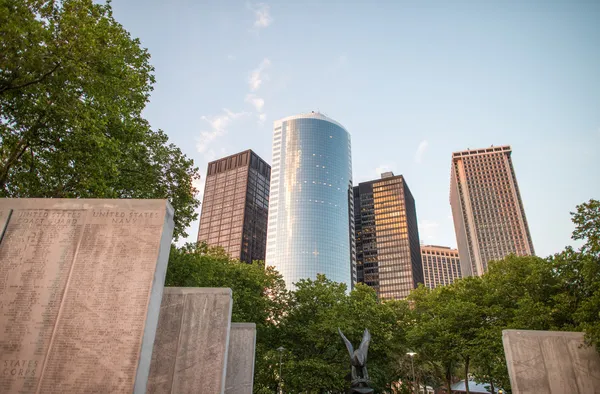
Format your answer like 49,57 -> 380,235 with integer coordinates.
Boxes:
0,0 -> 200,239
406,199 -> 600,394
166,243 -> 290,394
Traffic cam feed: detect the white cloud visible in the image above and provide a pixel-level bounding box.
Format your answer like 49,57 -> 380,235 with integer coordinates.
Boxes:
251,3 -> 273,28
258,113 -> 267,122
227,54 -> 236,60
249,58 -> 271,91
419,220 -> 440,242
245,94 -> 265,111
415,140 -> 429,164
196,109 -> 249,153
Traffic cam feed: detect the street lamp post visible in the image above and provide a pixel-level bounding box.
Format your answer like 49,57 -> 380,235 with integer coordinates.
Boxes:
406,351 -> 417,394
277,346 -> 285,394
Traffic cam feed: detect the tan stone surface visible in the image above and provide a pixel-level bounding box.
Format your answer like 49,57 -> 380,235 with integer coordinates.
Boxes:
225,323 -> 256,394
147,287 -> 233,394
0,198 -> 174,394
503,330 -> 600,394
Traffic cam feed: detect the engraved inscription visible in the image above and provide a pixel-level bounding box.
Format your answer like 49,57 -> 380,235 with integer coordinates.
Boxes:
0,209 -> 85,394
38,209 -> 164,394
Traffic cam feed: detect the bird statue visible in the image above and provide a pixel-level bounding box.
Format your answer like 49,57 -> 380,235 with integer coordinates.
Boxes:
338,328 -> 373,393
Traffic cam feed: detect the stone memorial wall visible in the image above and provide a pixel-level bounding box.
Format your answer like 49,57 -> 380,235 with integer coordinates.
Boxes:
503,329 -> 600,394
0,199 -> 174,394
147,287 -> 233,394
225,323 -> 257,394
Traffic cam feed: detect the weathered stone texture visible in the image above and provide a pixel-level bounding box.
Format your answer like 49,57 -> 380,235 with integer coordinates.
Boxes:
503,329 -> 600,394
225,323 -> 257,394
147,287 -> 233,394
0,198 -> 174,394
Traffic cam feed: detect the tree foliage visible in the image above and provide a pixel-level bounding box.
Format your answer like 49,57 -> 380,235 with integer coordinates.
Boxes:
406,198 -> 600,394
166,242 -> 289,394
274,276 -> 410,394
0,0 -> 200,239
165,199 -> 599,394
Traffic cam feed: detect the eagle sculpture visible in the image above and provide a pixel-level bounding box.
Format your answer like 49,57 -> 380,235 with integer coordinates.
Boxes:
338,328 -> 371,385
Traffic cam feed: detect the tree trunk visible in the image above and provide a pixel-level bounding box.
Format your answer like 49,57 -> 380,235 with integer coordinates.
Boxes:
490,380 -> 495,394
445,364 -> 453,394
464,356 -> 470,394
446,378 -> 452,394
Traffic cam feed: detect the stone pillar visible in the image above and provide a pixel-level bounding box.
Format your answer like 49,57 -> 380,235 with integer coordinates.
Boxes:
0,198 -> 174,394
147,287 -> 233,394
225,323 -> 257,394
503,329 -> 600,394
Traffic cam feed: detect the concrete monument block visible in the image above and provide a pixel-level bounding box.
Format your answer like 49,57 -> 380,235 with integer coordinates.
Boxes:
0,198 -> 174,394
147,287 -> 233,394
225,323 -> 257,394
503,329 -> 600,394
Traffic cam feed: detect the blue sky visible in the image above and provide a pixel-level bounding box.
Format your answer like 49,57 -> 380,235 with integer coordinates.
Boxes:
111,0 -> 600,257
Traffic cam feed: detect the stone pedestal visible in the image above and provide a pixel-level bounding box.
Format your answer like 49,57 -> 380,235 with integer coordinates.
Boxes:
225,323 -> 257,394
0,198 -> 174,394
349,387 -> 374,394
147,287 -> 233,394
503,329 -> 600,394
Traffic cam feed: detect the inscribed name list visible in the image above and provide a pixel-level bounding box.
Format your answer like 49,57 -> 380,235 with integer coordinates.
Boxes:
0,201 -> 172,394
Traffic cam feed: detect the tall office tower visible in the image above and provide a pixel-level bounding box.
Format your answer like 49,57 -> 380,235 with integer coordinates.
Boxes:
197,149 -> 270,263
354,172 -> 424,300
420,245 -> 462,289
265,112 -> 355,290
450,145 -> 535,277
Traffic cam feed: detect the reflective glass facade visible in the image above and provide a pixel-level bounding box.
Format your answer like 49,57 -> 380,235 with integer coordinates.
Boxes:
197,150 -> 270,263
354,173 -> 423,300
266,113 -> 355,290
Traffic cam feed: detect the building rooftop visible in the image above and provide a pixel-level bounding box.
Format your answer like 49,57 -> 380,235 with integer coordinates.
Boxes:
274,111 -> 347,131
421,245 -> 455,250
452,145 -> 511,158
451,380 -> 501,393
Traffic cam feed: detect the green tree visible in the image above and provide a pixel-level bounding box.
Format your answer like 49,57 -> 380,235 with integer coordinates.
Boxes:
276,275 -> 349,393
407,285 -> 461,394
0,0 -> 200,239
344,285 -> 411,393
548,199 -> 600,350
166,243 -> 290,393
571,199 -> 600,256
274,276 -> 409,393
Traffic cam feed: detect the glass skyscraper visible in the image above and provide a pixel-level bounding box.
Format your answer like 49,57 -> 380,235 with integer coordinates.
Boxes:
265,112 -> 355,290
354,172 -> 423,300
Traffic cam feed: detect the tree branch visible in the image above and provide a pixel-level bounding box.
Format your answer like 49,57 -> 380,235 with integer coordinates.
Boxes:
0,113 -> 46,191
0,141 -> 30,191
0,63 -> 61,94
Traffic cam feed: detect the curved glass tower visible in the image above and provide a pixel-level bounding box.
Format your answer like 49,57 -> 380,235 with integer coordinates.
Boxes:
266,112 -> 356,290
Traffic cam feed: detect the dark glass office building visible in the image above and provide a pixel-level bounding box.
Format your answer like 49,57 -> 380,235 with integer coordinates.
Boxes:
354,172 -> 423,300
197,149 -> 270,263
